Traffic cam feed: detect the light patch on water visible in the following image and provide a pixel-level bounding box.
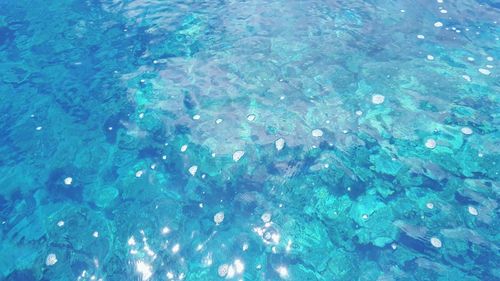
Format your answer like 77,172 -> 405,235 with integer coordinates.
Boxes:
426,202 -> 434,209
57,220 -> 64,227
434,21 -> 443,27
417,34 -> 425,39
247,114 -> 256,121
478,68 -> 491,75
425,139 -> 437,149
276,266 -> 289,279
311,129 -> 323,137
461,127 -> 473,135
371,94 -> 385,104
192,114 -> 200,120
233,150 -> 245,162
427,55 -> 434,60
135,170 -> 144,178
46,253 -> 58,266
188,165 -> 198,176
172,243 -> 180,254
468,206 -> 478,216
275,138 -> 285,151
64,177 -> 73,185
462,75 -> 471,82
36,126 -> 42,131
430,237 -> 442,248
214,211 -> 224,225
181,144 -> 188,152
261,212 -> 272,223
136,261 -> 153,281
218,264 -> 229,277
215,118 -> 223,124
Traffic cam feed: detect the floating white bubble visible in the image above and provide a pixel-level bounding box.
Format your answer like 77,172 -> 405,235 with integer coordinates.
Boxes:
430,237 -> 442,248
46,253 -> 58,266
135,170 -> 144,178
275,138 -> 285,151
214,211 -> 224,225
434,21 -> 443,27
233,150 -> 245,162
417,34 -> 425,39
461,127 -> 473,135
192,114 -> 200,120
188,165 -> 198,176
261,212 -> 272,223
218,264 -> 229,277
468,206 -> 478,216
427,55 -> 435,61
371,94 -> 385,104
478,68 -> 491,75
425,139 -> 437,149
247,114 -> 256,121
181,144 -> 188,152
64,177 -> 73,185
311,129 -> 323,137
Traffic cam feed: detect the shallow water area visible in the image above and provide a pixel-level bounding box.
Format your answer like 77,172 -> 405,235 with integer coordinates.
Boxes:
0,0 -> 499,280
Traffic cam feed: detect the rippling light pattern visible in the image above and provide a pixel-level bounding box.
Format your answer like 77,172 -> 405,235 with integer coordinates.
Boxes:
0,0 -> 498,280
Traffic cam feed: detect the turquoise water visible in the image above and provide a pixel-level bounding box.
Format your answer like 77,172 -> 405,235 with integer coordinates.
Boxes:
1,0 -> 499,280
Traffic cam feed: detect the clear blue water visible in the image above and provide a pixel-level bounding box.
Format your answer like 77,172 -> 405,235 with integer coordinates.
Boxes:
1,0 -> 499,280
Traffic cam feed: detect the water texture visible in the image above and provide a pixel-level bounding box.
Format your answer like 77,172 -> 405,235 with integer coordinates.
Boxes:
0,0 -> 499,280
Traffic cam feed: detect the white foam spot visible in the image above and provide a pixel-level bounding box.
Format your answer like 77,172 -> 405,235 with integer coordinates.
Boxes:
462,75 -> 471,82
188,165 -> 198,176
161,227 -> 170,234
234,259 -> 245,274
417,34 -> 425,39
215,118 -> 222,124
93,231 -> 99,238
371,94 -> 385,104
440,9 -> 447,13
311,129 -> 323,137
247,114 -> 256,121
486,56 -> 494,61
427,55 -> 435,61
426,202 -> 434,209
64,177 -> 73,185
233,150 -> 245,162
434,21 -> 443,27
218,264 -> 229,277
172,243 -> 180,254
135,170 -> 144,178
57,220 -> 64,227
276,266 -> 289,279
486,64 -> 493,69
430,237 -> 442,248
425,139 -> 437,149
214,211 -> 224,225
275,138 -> 285,151
192,114 -> 200,120
468,206 -> 478,216
355,110 -> 363,116
261,212 -> 272,223
36,126 -> 42,131
461,127 -> 473,135
467,57 -> 475,62
181,144 -> 188,152
478,68 -> 491,75
46,253 -> 58,266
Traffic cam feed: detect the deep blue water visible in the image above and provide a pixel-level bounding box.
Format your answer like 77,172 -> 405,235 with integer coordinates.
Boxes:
0,0 -> 499,280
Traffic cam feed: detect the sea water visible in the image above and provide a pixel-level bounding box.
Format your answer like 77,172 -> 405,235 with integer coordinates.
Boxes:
0,0 -> 498,280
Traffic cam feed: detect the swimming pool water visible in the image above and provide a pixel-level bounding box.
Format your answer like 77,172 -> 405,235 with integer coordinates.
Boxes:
0,0 -> 499,280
